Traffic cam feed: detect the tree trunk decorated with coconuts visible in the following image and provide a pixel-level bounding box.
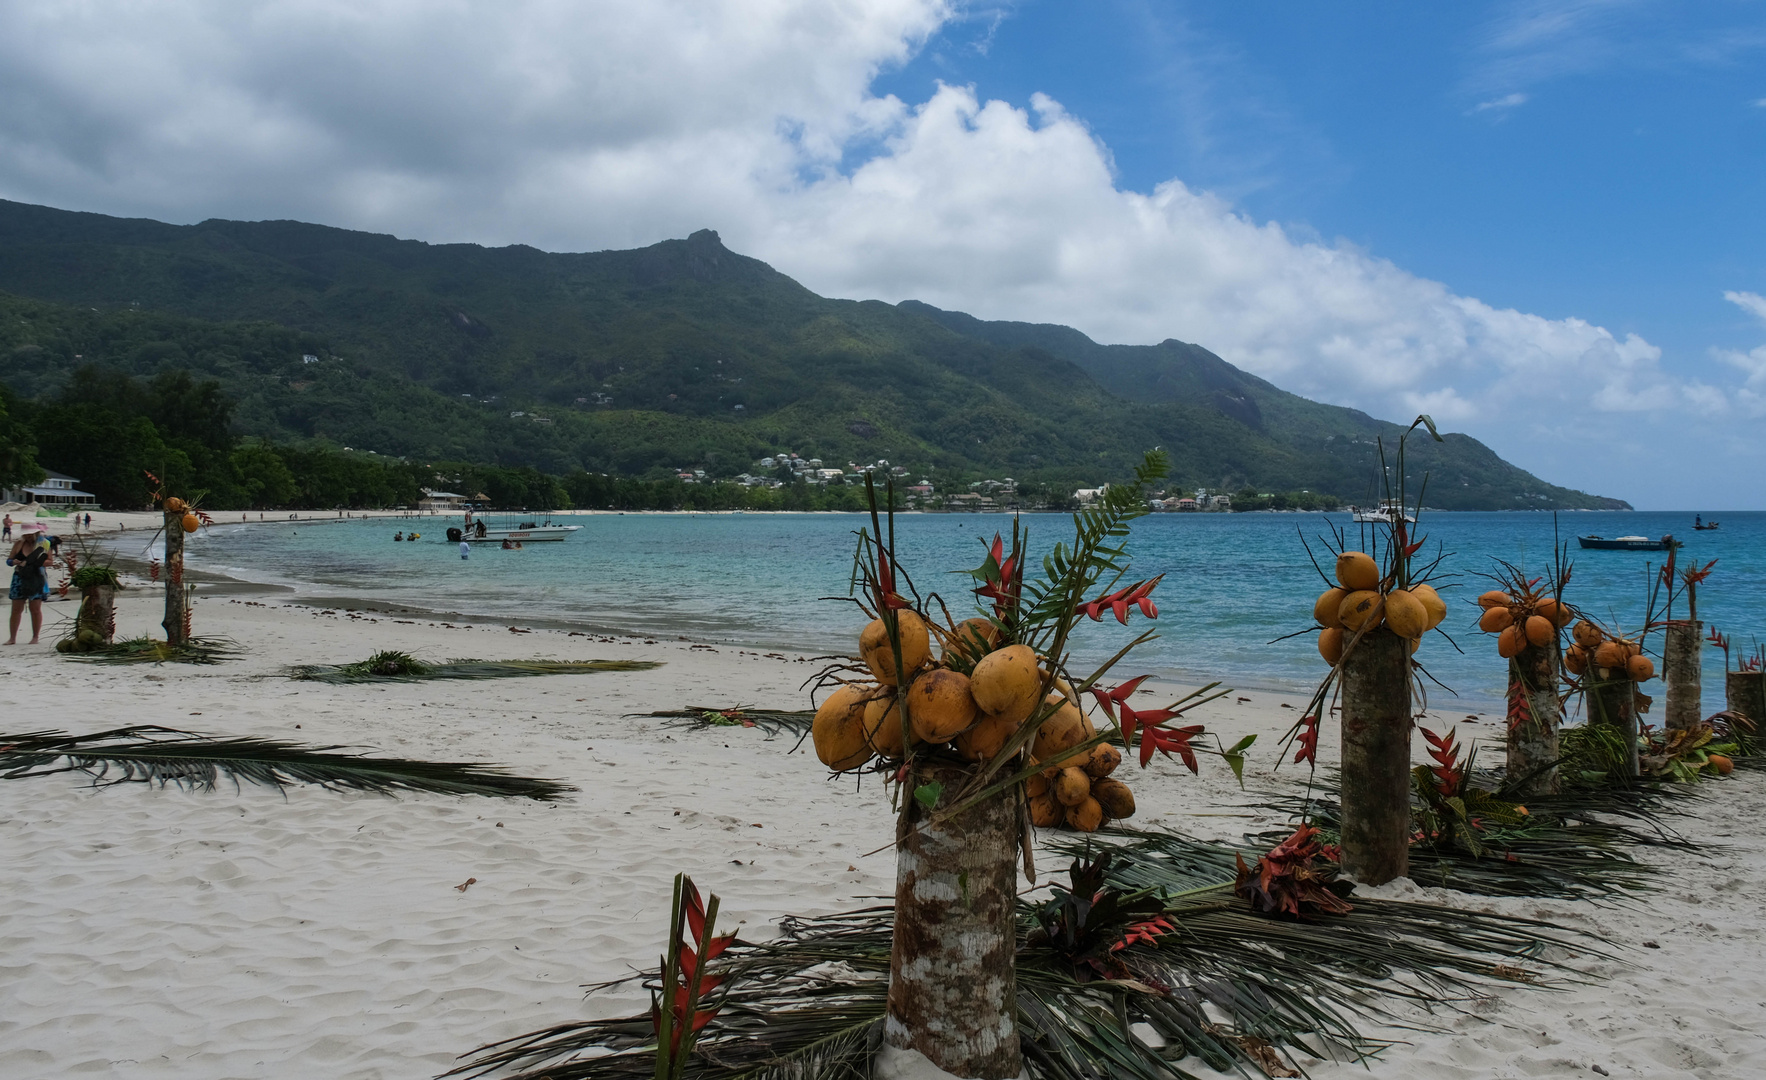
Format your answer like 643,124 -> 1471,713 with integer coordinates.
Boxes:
1469,561 -> 1576,798
1299,417 -> 1447,887
157,493 -> 204,646
810,456 -> 1225,1079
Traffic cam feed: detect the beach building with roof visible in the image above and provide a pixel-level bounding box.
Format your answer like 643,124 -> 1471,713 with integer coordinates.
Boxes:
418,489 -> 469,511
2,469 -> 100,509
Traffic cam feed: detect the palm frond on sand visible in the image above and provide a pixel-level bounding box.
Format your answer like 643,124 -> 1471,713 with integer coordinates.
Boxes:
0,726 -> 574,800
639,705 -> 816,738
1250,772 -> 1694,899
449,835 -> 1608,1080
64,635 -> 241,665
290,654 -> 661,683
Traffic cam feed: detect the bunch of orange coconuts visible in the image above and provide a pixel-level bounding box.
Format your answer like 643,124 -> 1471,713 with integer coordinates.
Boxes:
1470,588 -> 1579,660
1562,617 -> 1655,682
162,496 -> 200,534
1312,550 -> 1447,665
811,611 -> 1134,833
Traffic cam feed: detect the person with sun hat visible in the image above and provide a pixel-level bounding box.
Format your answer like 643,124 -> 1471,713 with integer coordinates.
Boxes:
6,521 -> 56,645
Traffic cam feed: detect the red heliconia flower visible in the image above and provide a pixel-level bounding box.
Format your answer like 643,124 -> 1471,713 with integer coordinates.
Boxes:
1136,720 -> 1204,771
1076,575 -> 1162,624
1089,675 -> 1151,724
873,550 -> 912,611
1110,914 -> 1176,952
974,534 -> 1020,611
1293,714 -> 1320,766
1420,726 -> 1463,796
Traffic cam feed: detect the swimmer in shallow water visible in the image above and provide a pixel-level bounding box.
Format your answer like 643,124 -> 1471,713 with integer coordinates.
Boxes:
394,532 -> 404,541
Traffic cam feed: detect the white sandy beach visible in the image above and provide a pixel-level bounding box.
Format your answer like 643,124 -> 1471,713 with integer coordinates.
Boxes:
2,534 -> 1764,1079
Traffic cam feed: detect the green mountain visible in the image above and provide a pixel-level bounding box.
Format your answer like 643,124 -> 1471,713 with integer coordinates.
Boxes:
0,199 -> 1627,510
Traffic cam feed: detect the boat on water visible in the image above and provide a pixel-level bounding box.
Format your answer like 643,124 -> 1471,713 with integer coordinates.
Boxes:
1577,534 -> 1673,551
1694,514 -> 1720,531
446,512 -> 581,544
1350,502 -> 1415,525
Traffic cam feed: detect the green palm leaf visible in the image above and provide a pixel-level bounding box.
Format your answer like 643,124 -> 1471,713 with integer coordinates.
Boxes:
0,726 -> 574,800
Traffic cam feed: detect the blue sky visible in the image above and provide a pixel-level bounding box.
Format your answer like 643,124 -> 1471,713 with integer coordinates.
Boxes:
878,1 -> 1766,374
0,0 -> 1762,506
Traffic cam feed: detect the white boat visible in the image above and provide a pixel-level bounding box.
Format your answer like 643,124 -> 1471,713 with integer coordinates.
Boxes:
1351,502 -> 1415,525
450,515 -> 581,543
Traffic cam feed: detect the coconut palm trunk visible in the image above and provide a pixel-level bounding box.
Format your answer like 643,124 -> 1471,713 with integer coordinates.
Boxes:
77,584 -> 116,647
884,760 -> 1023,1080
1662,620 -> 1702,732
1337,627 -> 1411,886
1506,646 -> 1561,796
1586,668 -> 1640,778
162,510 -> 188,646
1728,671 -> 1766,733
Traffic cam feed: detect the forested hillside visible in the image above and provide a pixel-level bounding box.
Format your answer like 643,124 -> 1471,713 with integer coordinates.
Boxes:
0,199 -> 1628,510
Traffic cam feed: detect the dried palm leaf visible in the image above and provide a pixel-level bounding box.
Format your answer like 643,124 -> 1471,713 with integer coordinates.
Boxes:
0,726 -> 573,800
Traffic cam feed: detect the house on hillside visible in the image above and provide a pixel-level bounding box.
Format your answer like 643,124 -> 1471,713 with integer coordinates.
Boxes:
418,490 -> 468,512
3,470 -> 100,509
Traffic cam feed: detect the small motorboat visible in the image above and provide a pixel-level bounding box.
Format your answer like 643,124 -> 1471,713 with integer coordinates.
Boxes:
1351,502 -> 1415,525
1694,515 -> 1720,531
1577,535 -> 1673,551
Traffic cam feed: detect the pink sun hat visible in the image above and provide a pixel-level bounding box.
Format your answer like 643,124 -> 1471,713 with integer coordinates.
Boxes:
18,521 -> 49,533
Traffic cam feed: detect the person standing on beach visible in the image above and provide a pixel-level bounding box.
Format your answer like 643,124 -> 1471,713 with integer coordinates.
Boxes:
2,514 -> 11,540
6,524 -> 55,645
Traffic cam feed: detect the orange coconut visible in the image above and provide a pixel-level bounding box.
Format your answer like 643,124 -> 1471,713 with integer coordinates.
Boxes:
1054,767 -> 1091,807
1336,551 -> 1380,592
1411,583 -> 1448,630
1067,796 -> 1106,832
1082,743 -> 1122,779
1093,778 -> 1136,819
1572,620 -> 1604,650
1709,754 -> 1735,776
942,617 -> 999,666
1478,590 -> 1513,610
1338,590 -> 1383,632
812,684 -> 875,771
859,611 -> 931,685
953,710 -> 1018,761
1029,793 -> 1064,827
163,497 -> 186,514
1313,587 -> 1348,629
1318,627 -> 1345,665
1026,773 -> 1050,798
1627,654 -> 1656,682
1593,641 -> 1628,670
1497,624 -> 1528,659
1534,597 -> 1564,625
970,643 -> 1041,719
862,694 -> 907,756
181,513 -> 200,533
1032,699 -> 1089,761
1524,615 -> 1556,648
1385,589 -> 1430,640
1565,644 -> 1589,675
905,669 -> 979,743
1478,606 -> 1514,633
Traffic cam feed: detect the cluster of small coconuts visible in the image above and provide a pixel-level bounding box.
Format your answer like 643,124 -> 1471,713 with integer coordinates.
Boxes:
1562,618 -> 1655,682
812,611 -> 1135,832
1312,550 -> 1447,664
1472,589 -> 1577,659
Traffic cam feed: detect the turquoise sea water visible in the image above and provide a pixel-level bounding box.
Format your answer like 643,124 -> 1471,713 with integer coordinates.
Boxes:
188,510 -> 1762,713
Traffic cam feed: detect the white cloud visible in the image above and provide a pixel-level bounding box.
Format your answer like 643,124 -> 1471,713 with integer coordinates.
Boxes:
1755,97 -> 1766,107
1470,92 -> 1530,113
0,0 -> 1757,505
